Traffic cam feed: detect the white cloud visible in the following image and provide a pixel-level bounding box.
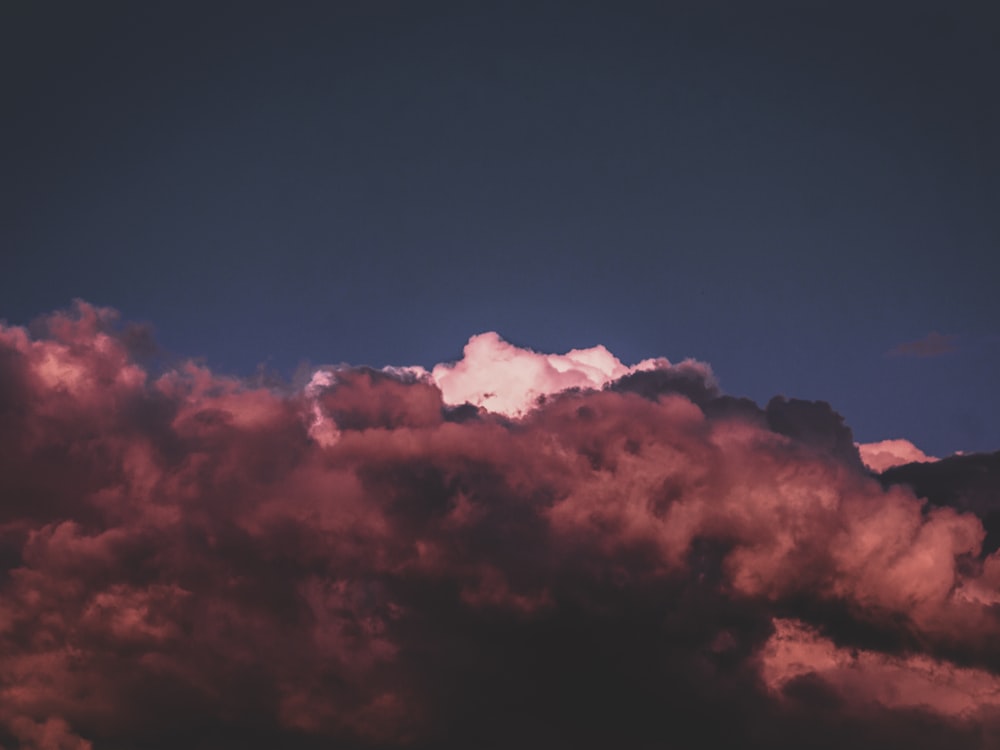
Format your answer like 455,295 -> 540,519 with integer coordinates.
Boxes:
423,332 -> 672,416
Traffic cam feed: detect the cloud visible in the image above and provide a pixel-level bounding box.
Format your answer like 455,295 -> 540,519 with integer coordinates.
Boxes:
400,331 -> 699,417
858,438 -> 939,472
2,302 -> 1000,748
887,331 -> 958,358
305,333 -> 716,446
761,618 -> 1000,718
880,451 -> 1000,554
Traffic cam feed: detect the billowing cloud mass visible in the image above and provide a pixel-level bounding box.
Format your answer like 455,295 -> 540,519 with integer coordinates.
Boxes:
858,438 -> 938,472
2,302 -> 1000,749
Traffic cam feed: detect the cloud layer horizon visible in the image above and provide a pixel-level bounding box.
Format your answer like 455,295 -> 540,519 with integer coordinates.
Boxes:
2,302 -> 999,749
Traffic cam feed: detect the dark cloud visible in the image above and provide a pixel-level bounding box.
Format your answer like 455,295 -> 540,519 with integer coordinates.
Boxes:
2,303 -> 1000,749
765,396 -> 864,467
606,361 -> 721,406
881,451 -> 1000,553
887,331 -> 959,358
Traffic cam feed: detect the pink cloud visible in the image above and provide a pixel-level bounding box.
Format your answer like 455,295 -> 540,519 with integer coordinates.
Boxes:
761,618 -> 1000,718
1,302 -> 999,749
858,438 -> 939,472
402,331 -> 705,417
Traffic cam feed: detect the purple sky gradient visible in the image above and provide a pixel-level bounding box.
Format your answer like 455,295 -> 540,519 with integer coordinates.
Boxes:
3,1 -> 998,453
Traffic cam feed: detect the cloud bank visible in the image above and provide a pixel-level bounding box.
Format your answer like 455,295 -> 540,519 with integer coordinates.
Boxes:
2,302 -> 1000,749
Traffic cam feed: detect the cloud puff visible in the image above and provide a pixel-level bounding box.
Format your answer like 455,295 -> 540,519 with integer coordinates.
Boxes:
415,331 -> 704,416
887,331 -> 958,357
858,438 -> 939,472
2,302 -> 1000,749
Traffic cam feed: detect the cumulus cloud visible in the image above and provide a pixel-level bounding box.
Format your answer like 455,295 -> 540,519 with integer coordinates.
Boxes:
858,438 -> 939,472
2,302 -> 1000,749
880,451 -> 1000,555
305,332 -> 714,445
414,331 -> 698,416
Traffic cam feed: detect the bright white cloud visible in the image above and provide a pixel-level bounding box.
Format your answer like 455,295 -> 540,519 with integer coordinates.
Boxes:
422,332 -> 674,417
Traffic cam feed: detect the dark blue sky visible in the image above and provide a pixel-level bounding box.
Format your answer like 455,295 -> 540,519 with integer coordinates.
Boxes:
4,1 -> 999,455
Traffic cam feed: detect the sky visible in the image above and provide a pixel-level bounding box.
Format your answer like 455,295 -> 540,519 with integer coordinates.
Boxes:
3,0 -> 998,457
3,3 -> 1000,748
